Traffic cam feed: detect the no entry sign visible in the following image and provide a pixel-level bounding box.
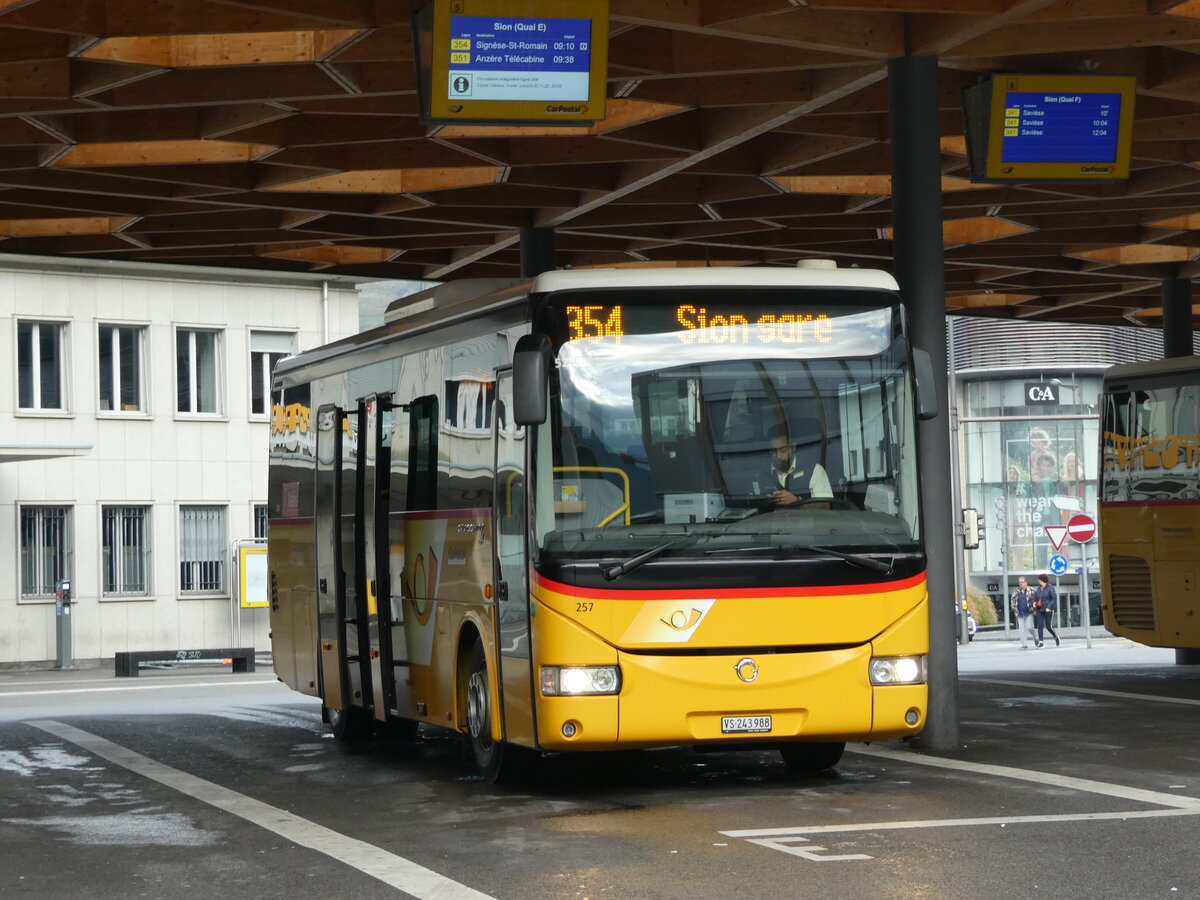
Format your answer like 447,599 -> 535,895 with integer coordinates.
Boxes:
1067,513 -> 1096,543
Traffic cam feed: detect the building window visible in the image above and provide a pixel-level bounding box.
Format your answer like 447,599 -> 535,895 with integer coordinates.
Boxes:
17,321 -> 66,411
254,503 -> 268,539
102,506 -> 151,596
20,506 -> 71,598
99,324 -> 144,412
179,505 -> 227,594
250,331 -> 293,417
176,328 -> 221,414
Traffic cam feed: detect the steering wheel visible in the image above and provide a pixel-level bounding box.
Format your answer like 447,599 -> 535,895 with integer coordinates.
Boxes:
791,497 -> 857,510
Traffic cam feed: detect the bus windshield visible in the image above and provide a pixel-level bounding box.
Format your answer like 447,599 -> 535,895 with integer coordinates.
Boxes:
532,290 -> 922,562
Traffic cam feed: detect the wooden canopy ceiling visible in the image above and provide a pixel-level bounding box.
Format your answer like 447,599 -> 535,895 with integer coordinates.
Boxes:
3,0 -> 1200,327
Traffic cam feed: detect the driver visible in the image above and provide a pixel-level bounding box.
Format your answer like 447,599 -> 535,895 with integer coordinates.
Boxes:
758,424 -> 833,507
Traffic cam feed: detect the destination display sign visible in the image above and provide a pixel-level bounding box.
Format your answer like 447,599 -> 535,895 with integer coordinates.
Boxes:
550,300 -> 898,349
565,303 -> 835,346
1000,91 -> 1122,166
417,0 -> 608,126
984,74 -> 1136,181
449,16 -> 592,102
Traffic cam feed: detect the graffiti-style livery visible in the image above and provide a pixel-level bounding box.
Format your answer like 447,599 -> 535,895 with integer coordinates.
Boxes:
1100,357 -> 1200,662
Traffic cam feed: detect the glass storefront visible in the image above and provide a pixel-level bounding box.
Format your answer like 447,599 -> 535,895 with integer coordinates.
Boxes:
961,374 -> 1104,627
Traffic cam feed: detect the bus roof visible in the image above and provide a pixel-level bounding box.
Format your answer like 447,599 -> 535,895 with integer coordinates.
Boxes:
276,264 -> 901,387
1102,356 -> 1200,385
530,264 -> 899,294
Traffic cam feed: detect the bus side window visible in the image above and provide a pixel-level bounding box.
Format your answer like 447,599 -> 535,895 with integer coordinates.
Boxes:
407,395 -> 438,510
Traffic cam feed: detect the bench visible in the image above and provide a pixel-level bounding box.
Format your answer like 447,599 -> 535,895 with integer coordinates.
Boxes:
114,647 -> 256,677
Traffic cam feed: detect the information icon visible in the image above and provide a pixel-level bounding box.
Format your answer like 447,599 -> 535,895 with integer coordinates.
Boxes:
1049,554 -> 1069,576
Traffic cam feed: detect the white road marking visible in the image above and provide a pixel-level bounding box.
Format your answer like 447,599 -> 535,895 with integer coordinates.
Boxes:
850,744 -> 1200,808
1,679 -> 280,697
722,744 -> 1200,861
965,677 -> 1200,707
27,720 -> 495,900
723,806 -> 1200,839
743,835 -> 872,861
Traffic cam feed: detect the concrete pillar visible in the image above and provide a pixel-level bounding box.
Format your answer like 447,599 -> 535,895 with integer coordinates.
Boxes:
520,227 -> 556,278
888,54 -> 959,751
1161,278 -> 1194,358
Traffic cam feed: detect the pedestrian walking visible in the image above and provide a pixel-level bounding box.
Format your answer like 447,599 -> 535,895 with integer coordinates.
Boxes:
1033,573 -> 1060,648
1010,577 -> 1036,649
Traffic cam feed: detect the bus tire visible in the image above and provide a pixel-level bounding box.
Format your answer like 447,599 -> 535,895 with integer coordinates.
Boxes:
466,641 -> 525,783
326,703 -> 373,741
780,741 -> 845,774
1175,648 -> 1200,665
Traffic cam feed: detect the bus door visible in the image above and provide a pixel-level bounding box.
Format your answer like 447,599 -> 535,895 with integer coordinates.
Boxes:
493,369 -> 535,746
360,394 -> 396,723
314,400 -> 382,731
315,404 -> 354,716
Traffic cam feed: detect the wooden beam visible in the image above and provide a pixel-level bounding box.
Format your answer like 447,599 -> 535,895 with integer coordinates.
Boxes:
0,214 -> 135,235
80,30 -> 364,67
53,139 -> 276,167
264,166 -> 502,193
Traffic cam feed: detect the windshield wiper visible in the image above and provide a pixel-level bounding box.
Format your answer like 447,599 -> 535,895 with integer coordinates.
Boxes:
808,544 -> 893,573
601,535 -> 692,581
706,541 -> 893,574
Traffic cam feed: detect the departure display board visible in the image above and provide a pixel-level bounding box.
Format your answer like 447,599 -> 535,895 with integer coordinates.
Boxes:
1000,91 -> 1122,164
449,16 -> 592,101
415,0 -> 608,126
963,74 -> 1136,183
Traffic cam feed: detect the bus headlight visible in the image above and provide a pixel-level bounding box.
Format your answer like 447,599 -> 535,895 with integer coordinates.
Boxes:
869,656 -> 926,685
541,665 -> 622,696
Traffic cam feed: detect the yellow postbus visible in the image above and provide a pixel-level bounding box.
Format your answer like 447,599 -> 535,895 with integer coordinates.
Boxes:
1099,357 -> 1200,664
267,266 -> 932,781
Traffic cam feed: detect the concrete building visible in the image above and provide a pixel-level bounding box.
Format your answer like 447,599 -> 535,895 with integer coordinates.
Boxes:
1,255 -> 364,667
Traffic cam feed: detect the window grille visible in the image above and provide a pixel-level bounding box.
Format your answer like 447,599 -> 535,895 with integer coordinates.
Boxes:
179,505 -> 226,593
103,506 -> 150,595
20,506 -> 70,597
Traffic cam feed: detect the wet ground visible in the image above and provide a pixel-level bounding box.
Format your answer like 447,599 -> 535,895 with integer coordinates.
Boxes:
1,636 -> 1196,899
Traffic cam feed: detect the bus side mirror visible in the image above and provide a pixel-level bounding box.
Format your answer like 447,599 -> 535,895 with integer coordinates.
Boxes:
513,333 -> 552,425
912,347 -> 938,420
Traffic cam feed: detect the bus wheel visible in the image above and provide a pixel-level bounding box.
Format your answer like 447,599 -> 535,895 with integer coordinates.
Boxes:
326,703 -> 373,741
780,741 -> 845,774
1176,648 -> 1200,665
466,641 -> 523,782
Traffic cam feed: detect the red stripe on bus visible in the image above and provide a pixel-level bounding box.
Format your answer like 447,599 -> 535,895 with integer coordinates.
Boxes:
533,570 -> 926,601
1099,498 -> 1200,508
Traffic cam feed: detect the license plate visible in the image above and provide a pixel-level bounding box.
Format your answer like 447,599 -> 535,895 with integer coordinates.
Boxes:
721,715 -> 772,734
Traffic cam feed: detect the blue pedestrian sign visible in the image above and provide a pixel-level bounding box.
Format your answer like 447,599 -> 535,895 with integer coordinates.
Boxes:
1049,554 -> 1069,576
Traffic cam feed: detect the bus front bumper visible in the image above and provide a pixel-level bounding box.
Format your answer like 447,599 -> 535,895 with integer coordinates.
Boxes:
534,645 -> 927,751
